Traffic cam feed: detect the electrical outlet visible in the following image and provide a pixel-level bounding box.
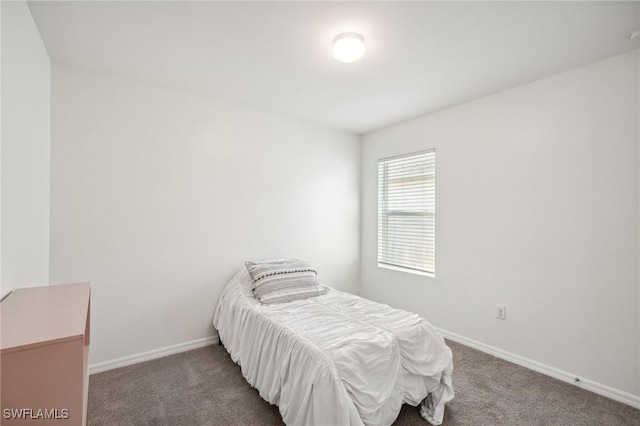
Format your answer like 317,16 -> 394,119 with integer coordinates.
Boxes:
497,305 -> 506,320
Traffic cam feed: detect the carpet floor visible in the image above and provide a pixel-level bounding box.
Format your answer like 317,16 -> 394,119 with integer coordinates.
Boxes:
88,340 -> 640,426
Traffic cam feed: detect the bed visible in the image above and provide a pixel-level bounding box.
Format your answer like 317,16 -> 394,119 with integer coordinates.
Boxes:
212,263 -> 454,426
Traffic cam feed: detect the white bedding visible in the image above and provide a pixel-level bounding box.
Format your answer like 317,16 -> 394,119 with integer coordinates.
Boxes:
212,268 -> 454,426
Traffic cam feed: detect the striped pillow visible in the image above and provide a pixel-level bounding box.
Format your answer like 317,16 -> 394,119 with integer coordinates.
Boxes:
245,259 -> 328,304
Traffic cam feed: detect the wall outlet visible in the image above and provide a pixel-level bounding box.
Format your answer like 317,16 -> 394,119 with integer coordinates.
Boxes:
497,305 -> 506,320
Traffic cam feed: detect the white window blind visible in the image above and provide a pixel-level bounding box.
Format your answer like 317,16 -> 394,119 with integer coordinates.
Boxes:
378,149 -> 435,276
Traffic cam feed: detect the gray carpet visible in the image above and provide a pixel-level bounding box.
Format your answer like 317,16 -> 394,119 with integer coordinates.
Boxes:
88,340 -> 640,425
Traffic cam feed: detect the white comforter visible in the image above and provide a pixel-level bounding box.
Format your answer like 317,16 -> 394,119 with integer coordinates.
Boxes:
212,268 -> 454,426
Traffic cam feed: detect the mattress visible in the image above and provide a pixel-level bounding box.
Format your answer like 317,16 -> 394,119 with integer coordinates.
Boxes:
212,268 -> 454,426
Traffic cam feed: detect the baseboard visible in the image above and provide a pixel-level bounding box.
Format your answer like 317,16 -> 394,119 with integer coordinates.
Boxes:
88,328 -> 639,409
89,334 -> 219,375
437,328 -> 640,410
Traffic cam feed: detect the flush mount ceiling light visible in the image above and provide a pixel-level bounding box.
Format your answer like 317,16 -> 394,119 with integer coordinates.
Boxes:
332,32 -> 366,63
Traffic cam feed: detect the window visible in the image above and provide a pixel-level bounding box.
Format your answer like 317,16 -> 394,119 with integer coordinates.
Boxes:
378,149 -> 435,276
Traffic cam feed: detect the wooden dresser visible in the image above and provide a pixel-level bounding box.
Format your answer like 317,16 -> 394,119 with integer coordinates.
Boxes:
1,283 -> 91,425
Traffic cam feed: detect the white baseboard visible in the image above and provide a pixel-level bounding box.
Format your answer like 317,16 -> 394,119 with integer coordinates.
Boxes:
437,328 -> 640,410
89,334 -> 219,375
88,328 -> 639,409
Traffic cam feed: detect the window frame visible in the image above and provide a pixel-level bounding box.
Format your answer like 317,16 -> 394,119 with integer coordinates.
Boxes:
377,149 -> 436,277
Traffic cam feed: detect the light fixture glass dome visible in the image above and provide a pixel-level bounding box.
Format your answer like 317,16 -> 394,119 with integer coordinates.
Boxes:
332,32 -> 365,63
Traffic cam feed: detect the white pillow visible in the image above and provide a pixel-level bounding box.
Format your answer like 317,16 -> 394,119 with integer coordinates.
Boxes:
245,259 -> 328,304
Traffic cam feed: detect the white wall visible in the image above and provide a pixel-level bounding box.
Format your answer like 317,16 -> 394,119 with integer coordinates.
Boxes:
50,64 -> 360,364
361,51 -> 640,399
1,0 -> 51,298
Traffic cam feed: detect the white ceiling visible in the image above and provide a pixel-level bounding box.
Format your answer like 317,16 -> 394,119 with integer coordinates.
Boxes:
28,1 -> 640,134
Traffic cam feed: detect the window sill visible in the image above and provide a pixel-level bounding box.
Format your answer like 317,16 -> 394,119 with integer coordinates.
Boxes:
378,263 -> 435,278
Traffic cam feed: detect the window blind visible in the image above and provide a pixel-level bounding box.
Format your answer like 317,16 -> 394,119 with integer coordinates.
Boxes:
378,149 -> 435,275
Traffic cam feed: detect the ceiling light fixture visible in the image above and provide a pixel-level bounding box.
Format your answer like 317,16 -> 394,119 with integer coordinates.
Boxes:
332,32 -> 366,63
631,30 -> 640,41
